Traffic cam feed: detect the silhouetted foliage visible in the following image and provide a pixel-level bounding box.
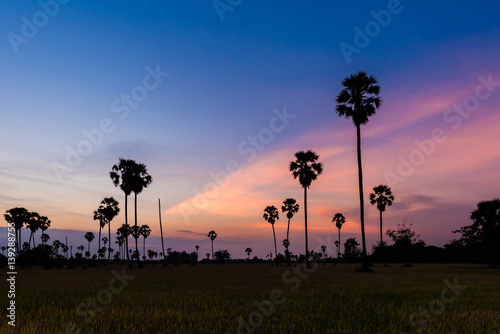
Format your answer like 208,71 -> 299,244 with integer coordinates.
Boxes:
386,220 -> 423,267
343,238 -> 361,262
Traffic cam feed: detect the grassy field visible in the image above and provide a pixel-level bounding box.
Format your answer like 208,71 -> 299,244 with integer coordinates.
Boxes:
2,263 -> 499,333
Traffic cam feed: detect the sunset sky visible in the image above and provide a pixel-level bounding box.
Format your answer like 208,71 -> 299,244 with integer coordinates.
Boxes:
1,1 -> 499,259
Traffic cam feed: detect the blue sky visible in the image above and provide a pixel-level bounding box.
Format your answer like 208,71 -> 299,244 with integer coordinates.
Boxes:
1,1 -> 500,259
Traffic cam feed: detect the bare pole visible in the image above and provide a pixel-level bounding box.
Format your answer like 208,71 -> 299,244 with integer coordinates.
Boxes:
158,198 -> 166,265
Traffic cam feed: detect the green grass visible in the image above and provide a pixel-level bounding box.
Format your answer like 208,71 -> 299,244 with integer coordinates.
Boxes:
2,263 -> 499,333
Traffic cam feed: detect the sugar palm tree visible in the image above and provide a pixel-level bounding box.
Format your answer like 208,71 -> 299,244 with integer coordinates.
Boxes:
332,213 -> 346,258
207,231 -> 217,261
110,158 -> 135,267
38,216 -> 51,246
96,197 -> 120,264
245,247 -> 253,262
140,225 -> 151,260
93,209 -> 106,258
336,71 -> 382,272
263,205 -> 279,261
129,161 -> 153,265
84,232 -> 95,254
26,211 -> 41,249
4,207 -> 30,252
117,224 -> 132,263
370,184 -> 395,248
130,225 -> 141,260
289,150 -> 323,258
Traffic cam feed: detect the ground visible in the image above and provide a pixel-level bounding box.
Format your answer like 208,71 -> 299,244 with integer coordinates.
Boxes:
1,263 -> 499,333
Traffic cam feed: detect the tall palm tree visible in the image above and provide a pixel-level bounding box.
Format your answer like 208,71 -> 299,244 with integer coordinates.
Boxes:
84,232 -> 95,255
130,225 -> 141,260
336,71 -> 382,272
117,224 -> 132,262
245,247 -> 253,262
93,209 -> 106,258
4,207 -> 30,253
207,231 -> 217,261
110,158 -> 135,267
96,197 -> 120,264
289,150 -> 323,258
369,185 -> 395,248
38,216 -> 51,246
26,211 -> 41,249
263,205 -> 279,262
129,161 -> 153,265
332,213 -> 346,258
140,225 -> 151,260
281,198 -> 299,243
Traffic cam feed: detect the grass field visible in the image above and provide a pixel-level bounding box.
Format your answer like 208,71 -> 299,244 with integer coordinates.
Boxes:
2,263 -> 500,333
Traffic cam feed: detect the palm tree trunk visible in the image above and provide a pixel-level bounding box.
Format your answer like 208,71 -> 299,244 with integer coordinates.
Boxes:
287,218 -> 290,242
272,224 -> 277,263
304,186 -> 309,258
143,237 -> 146,260
356,124 -> 369,271
134,192 -> 141,266
159,198 -> 167,266
211,240 -> 214,262
338,228 -> 341,257
32,231 -> 36,248
379,210 -> 383,246
98,224 -> 102,262
124,194 -> 132,269
106,220 -> 111,266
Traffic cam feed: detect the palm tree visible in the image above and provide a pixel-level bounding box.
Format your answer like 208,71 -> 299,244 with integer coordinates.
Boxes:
4,207 -> 30,253
117,224 -> 132,263
245,247 -> 253,261
139,225 -> 151,260
289,150 -> 323,258
41,233 -> 50,245
282,198 -> 299,264
110,158 -> 135,267
93,209 -> 106,259
207,231 -> 217,261
332,213 -> 346,258
195,245 -> 199,258
263,205 -> 279,262
370,185 -> 395,247
336,71 -> 382,272
96,197 -> 120,264
38,216 -> 51,246
26,211 -> 41,249
130,225 -> 141,260
129,161 -> 153,265
84,232 -> 95,254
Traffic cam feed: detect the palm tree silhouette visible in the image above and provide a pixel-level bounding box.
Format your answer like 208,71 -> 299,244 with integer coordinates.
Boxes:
84,232 -> 95,254
117,224 -> 132,262
38,216 -> 51,246
282,198 -> 299,265
332,213 -> 346,258
195,245 -> 199,258
129,161 -> 153,266
26,211 -> 40,249
110,158 -> 134,267
130,225 -> 141,260
245,247 -> 253,262
96,197 -> 120,265
289,150 -> 323,258
93,209 -> 106,259
140,225 -> 151,260
336,71 -> 382,272
4,207 -> 30,253
41,233 -> 50,245
370,184 -> 395,265
207,231 -> 217,261
263,205 -> 279,262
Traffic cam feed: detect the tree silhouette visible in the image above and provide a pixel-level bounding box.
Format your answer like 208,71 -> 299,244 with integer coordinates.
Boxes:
245,247 -> 253,262
332,213 -> 346,258
110,158 -> 135,267
140,225 -> 151,261
84,232 -> 95,254
263,205 -> 279,262
207,231 -> 217,261
4,207 -> 30,253
93,209 -> 107,260
129,160 -> 153,266
41,233 -> 50,245
370,184 -> 394,266
281,198 -> 299,263
117,224 -> 132,262
130,225 -> 141,260
195,245 -> 199,259
289,150 -> 323,258
336,71 -> 382,272
453,199 -> 500,268
387,220 -> 422,267
38,215 -> 51,246
26,211 -> 40,249
96,197 -> 120,265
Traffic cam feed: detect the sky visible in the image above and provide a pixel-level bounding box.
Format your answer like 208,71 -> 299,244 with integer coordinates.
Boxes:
1,0 -> 499,259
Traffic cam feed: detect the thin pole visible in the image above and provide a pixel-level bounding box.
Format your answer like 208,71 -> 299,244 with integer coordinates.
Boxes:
158,198 -> 166,265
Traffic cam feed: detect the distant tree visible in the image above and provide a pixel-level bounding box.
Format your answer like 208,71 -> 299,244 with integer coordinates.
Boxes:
41,233 -> 50,245
53,240 -> 62,255
336,71 -> 382,272
321,245 -> 327,259
370,184 -> 394,266
195,245 -> 199,258
263,205 -> 279,262
93,209 -> 107,259
117,224 -> 132,263
332,213 -> 346,258
130,225 -> 141,260
453,199 -> 500,268
282,239 -> 290,265
289,150 -> 323,258
214,249 -> 230,264
4,207 -> 30,252
207,231 -> 217,261
26,212 -> 41,249
206,253 -> 210,260
84,232 -> 95,254
387,220 -> 422,267
245,247 -> 253,262
38,215 -> 51,246
139,225 -> 151,261
96,197 -> 120,265
343,238 -> 361,263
